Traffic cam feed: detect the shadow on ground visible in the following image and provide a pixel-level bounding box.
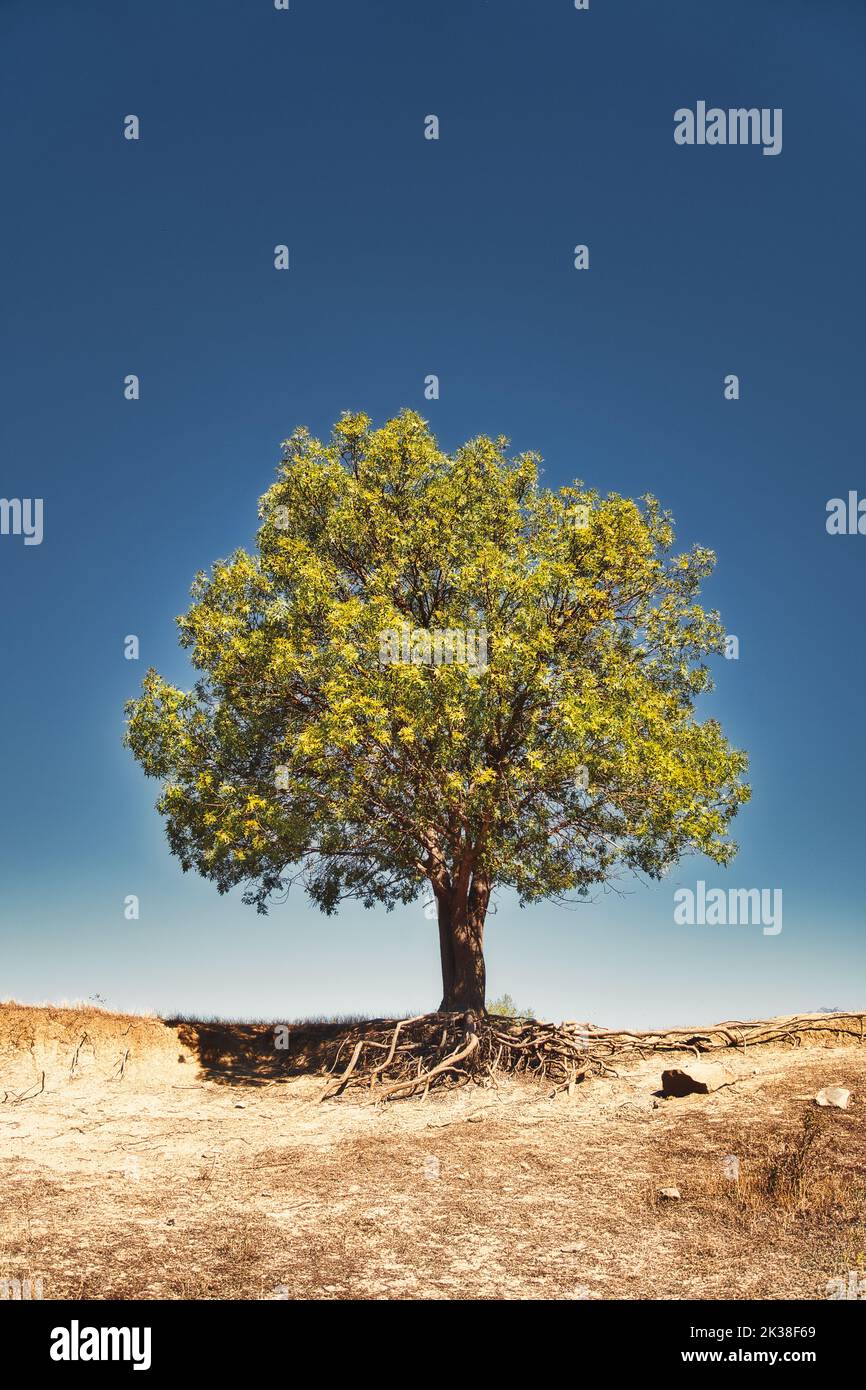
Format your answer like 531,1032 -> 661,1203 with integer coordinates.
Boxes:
171,1018 -> 397,1086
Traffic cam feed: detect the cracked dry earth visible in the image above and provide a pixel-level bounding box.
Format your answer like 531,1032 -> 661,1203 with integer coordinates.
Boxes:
1,1005 -> 865,1300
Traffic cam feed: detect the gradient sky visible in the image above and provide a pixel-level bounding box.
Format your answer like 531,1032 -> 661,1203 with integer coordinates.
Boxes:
1,0 -> 864,1028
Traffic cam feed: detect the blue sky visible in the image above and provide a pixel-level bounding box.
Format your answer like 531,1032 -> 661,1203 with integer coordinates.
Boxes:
1,0 -> 864,1027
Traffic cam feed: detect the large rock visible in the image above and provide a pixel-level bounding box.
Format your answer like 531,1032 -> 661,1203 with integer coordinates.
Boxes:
814,1086 -> 851,1109
661,1062 -> 734,1096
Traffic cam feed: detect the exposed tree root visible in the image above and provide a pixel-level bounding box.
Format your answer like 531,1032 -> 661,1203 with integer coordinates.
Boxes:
318,1010 -> 866,1104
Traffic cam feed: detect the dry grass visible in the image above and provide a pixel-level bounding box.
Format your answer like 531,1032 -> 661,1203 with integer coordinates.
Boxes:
648,1104 -> 866,1231
1,1003 -> 865,1300
735,1109 -> 853,1216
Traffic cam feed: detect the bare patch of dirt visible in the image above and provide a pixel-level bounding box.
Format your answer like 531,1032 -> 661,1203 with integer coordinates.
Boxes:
1,1003 -> 864,1300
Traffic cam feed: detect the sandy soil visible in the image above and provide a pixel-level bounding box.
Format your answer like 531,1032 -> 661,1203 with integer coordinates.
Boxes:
1,1004 -> 864,1300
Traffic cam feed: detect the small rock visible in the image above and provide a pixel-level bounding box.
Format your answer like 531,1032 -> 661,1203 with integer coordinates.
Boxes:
814,1087 -> 851,1110
466,1113 -> 485,1123
560,1242 -> 586,1253
234,1101 -> 247,1109
661,1062 -> 734,1096
658,1186 -> 681,1201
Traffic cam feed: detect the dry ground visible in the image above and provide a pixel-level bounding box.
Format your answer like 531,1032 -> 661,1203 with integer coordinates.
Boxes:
1,1003 -> 864,1300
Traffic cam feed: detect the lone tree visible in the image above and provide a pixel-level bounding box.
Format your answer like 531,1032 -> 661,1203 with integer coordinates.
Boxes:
125,410 -> 749,1016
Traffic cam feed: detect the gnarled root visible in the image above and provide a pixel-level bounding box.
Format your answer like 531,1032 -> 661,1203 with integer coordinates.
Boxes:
318,1010 -> 866,1104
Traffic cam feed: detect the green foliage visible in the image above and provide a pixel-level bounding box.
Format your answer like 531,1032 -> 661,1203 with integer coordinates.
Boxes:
125,409 -> 750,918
487,993 -> 535,1019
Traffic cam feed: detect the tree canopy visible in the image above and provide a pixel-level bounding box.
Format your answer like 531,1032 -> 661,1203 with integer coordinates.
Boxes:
125,410 -> 749,1011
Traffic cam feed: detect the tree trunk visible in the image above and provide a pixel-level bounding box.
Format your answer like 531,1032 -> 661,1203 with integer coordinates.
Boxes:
435,875 -> 489,1014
